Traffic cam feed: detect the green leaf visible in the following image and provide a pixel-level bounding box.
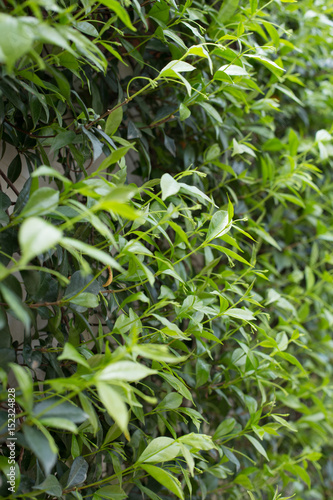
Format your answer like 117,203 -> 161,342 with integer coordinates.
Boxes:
0,284 -> 31,330
137,484 -> 163,500
0,15 -> 34,70
0,192 -> 11,224
58,343 -> 90,368
50,131 -> 76,153
199,102 -> 223,124
96,382 -> 129,435
232,139 -> 256,157
218,0 -> 239,22
252,227 -> 281,251
133,344 -> 186,363
275,351 -> 307,374
179,103 -> 191,121
95,146 -> 133,173
215,64 -> 248,78
66,457 -> 89,488
151,313 -> 189,340
98,0 -> 137,31
105,106 -> 123,136
284,464 -> 311,488
185,44 -> 212,72
245,434 -> 268,460
39,418 -> 78,433
7,154 -> 22,183
224,308 -> 256,322
19,217 -> 62,265
209,244 -> 252,266
196,358 -> 210,387
160,60 -> 196,95
137,437 -> 181,463
250,0 -> 258,14
23,426 -> 57,476
33,398 -> 87,424
160,372 -> 193,402
160,60 -> 195,75
179,182 -> 216,206
31,166 -> 72,186
70,292 -> 99,308
20,187 -> 59,218
79,392 -> 99,435
93,485 -> 128,500
61,238 -> 124,272
97,361 -> 156,382
9,364 -> 33,412
206,211 -> 230,242
140,465 -> 184,500
33,475 -> 62,498
156,392 -> 183,411
213,418 -> 236,439
161,173 -> 180,200
119,291 -> 150,310
178,433 -> 216,451
246,55 -> 285,74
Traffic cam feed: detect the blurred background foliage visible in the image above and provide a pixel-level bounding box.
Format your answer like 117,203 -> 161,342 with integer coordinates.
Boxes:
0,0 -> 333,499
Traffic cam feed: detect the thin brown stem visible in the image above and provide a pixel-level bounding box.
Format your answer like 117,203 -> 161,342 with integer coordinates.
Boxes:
0,168 -> 20,196
4,119 -> 56,139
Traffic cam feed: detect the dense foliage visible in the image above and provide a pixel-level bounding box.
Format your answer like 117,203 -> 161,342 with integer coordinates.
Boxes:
1,0 -> 333,498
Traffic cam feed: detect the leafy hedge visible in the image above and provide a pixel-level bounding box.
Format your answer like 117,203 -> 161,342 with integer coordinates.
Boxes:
0,0 -> 333,499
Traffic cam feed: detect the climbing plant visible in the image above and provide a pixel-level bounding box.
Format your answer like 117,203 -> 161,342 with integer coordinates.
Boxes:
0,0 -> 333,499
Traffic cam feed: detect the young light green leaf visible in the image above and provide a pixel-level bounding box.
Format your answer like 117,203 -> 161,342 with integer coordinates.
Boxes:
206,211 -> 230,242
96,382 -> 129,435
19,217 -> 62,265
161,173 -> 180,200
133,344 -> 187,364
31,166 -> 72,185
97,361 -> 156,382
245,55 -> 285,74
216,64 -> 248,76
137,437 -> 181,463
179,182 -> 217,206
185,45 -> 212,73
178,433 -> 216,451
20,188 -> 59,218
224,308 -> 256,322
179,103 -> 191,121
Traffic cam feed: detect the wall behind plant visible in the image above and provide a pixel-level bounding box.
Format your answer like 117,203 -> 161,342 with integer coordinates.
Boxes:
1,1 -> 333,499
